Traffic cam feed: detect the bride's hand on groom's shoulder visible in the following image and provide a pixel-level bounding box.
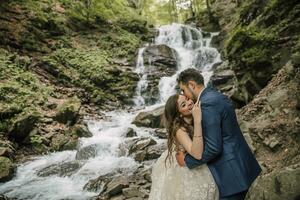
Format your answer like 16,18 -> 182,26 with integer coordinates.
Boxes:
192,100 -> 202,122
176,150 -> 186,167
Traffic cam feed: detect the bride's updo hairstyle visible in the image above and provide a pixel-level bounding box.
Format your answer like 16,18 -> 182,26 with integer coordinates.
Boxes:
164,94 -> 191,165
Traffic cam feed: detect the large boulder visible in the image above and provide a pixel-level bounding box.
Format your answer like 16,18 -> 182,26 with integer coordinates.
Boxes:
54,97 -> 81,125
83,172 -> 115,192
143,44 -> 177,69
0,156 -> 15,182
246,164 -> 300,200
8,111 -> 40,143
129,138 -> 157,155
76,144 -> 98,160
37,161 -> 81,177
50,133 -> 78,151
138,45 -> 178,104
132,106 -> 164,128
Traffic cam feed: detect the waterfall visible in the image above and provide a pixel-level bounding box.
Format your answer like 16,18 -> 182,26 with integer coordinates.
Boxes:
0,23 -> 221,199
155,23 -> 221,102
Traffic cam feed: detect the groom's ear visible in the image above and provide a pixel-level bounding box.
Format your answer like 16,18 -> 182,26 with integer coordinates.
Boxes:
188,80 -> 196,89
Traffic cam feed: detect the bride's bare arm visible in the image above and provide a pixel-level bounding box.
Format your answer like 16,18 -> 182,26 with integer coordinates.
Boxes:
176,100 -> 203,160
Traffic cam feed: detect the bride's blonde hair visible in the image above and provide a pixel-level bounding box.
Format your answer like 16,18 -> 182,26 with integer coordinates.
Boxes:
164,94 -> 192,166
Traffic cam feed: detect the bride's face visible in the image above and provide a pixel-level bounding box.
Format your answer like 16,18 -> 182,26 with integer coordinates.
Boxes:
177,95 -> 194,117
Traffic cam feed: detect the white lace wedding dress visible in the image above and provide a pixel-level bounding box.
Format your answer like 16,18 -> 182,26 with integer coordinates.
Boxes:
148,150 -> 219,200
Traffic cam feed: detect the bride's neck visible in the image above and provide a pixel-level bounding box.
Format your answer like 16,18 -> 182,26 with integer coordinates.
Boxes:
183,116 -> 193,125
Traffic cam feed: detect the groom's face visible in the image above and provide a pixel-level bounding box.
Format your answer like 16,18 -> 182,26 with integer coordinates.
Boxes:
179,81 -> 197,102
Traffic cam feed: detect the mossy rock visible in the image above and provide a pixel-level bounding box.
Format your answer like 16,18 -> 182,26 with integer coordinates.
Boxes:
0,156 -> 15,182
71,124 -> 93,138
50,133 -> 77,151
54,97 -> 81,125
8,111 -> 40,143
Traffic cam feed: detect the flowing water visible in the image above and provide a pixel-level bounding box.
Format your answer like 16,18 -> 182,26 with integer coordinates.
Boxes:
0,23 -> 221,200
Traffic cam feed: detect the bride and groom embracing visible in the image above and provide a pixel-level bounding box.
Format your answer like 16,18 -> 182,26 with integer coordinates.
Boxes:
149,68 -> 262,200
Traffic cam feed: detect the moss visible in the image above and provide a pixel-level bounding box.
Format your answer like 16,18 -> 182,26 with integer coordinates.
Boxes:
241,47 -> 271,69
0,49 -> 52,134
55,97 -> 81,125
225,26 -> 274,68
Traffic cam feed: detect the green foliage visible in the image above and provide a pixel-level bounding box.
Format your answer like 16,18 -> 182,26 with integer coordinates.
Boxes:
68,0 -> 142,24
225,26 -> 274,68
100,27 -> 141,58
0,49 -> 52,111
0,49 -> 52,133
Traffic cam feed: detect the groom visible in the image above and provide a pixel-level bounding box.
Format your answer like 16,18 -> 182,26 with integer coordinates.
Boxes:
176,68 -> 261,200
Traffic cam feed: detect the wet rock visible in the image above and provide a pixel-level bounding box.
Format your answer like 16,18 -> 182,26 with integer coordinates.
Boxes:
134,150 -> 146,162
153,128 -> 167,139
84,172 -> 115,192
0,194 -> 12,200
124,128 -> 137,137
145,144 -> 164,160
106,176 -> 129,196
129,138 -> 157,155
37,161 -> 81,177
76,144 -> 98,160
143,44 -> 177,69
138,45 -> 178,104
132,106 -> 164,128
71,124 -> 93,138
247,163 -> 300,200
0,156 -> 15,182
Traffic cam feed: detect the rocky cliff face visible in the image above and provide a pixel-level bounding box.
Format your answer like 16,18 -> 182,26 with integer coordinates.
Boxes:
208,0 -> 300,107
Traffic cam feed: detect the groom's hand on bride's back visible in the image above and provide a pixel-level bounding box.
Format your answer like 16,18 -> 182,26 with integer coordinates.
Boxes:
176,151 -> 186,167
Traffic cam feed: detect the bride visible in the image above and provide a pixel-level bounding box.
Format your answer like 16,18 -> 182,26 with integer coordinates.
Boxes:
148,94 -> 218,200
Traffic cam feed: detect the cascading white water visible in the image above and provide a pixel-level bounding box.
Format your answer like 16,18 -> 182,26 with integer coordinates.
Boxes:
0,23 -> 221,199
155,23 -> 221,102
133,47 -> 148,107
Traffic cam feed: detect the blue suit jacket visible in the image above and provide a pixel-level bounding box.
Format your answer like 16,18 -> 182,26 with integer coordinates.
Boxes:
184,87 -> 261,197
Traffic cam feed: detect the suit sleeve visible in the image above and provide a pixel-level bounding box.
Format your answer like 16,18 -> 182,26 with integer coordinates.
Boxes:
184,103 -> 223,169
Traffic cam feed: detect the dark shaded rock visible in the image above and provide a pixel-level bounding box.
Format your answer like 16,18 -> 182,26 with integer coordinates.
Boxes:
76,144 -> 98,160
71,124 -> 93,138
129,138 -> 157,155
54,97 -> 81,125
106,176 -> 129,196
247,164 -> 300,200
83,172 -> 115,192
0,156 -> 15,182
153,129 -> 167,139
132,106 -> 164,128
8,111 -> 40,143
118,19 -> 148,34
138,45 -> 178,104
124,128 -> 137,137
145,144 -> 165,160
134,150 -> 146,162
143,44 -> 177,69
0,194 -> 12,200
37,161 -> 81,177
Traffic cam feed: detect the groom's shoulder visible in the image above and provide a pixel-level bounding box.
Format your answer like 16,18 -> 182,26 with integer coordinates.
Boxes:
202,87 -> 228,105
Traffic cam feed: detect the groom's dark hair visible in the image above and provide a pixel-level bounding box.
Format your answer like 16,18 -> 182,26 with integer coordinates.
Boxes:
177,68 -> 204,85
